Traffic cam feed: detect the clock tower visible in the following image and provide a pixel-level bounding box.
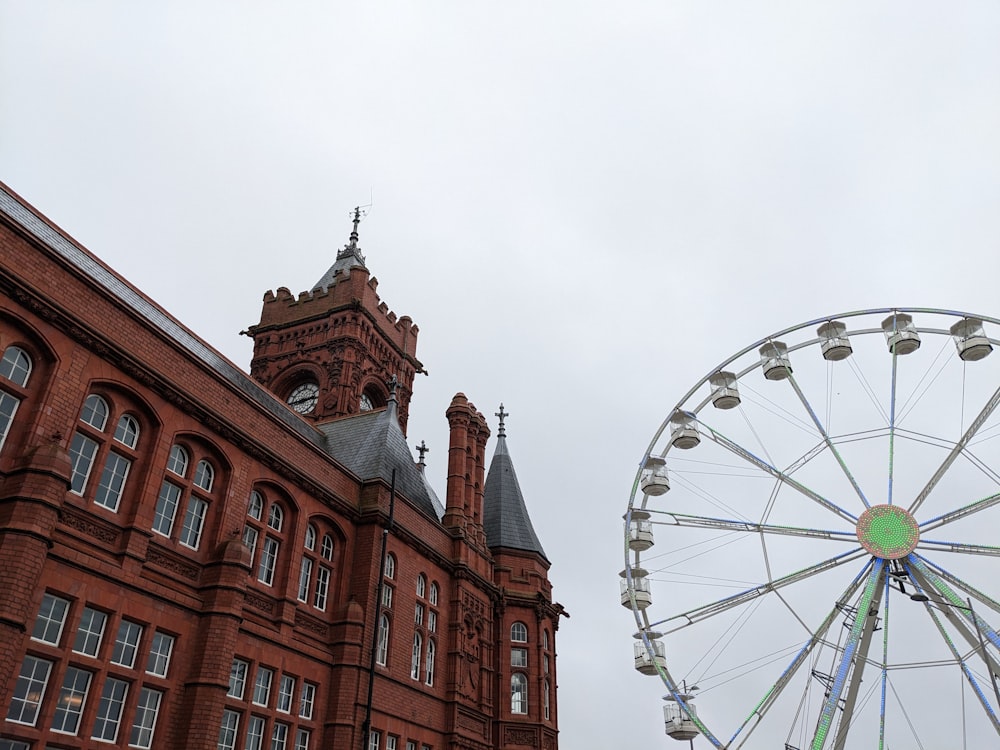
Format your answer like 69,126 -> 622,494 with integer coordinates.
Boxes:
246,210 -> 423,432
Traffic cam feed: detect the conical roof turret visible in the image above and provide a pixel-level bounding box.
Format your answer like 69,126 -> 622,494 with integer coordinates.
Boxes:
483,404 -> 547,559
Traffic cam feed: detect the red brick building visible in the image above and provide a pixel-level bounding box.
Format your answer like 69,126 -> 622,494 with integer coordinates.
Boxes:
0,186 -> 563,750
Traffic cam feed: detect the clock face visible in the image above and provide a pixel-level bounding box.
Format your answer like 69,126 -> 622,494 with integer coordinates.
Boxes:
287,381 -> 319,414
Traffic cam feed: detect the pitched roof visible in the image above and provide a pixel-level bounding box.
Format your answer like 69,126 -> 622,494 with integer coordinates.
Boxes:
319,399 -> 443,521
483,432 -> 547,560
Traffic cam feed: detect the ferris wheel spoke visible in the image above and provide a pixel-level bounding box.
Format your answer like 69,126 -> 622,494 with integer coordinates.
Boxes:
727,562 -> 873,749
650,548 -> 868,634
652,510 -> 856,542
809,558 -> 884,750
694,416 -> 858,525
908,383 -> 1000,516
785,373 -> 872,510
919,491 -> 1000,533
910,553 -> 1000,617
887,347 -> 900,507
908,556 -> 1000,650
906,560 -> 1000,733
917,539 -> 1000,557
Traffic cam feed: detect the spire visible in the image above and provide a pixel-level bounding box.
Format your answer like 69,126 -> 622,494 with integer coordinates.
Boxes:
313,206 -> 368,291
483,404 -> 547,559
496,403 -> 508,438
416,440 -> 429,470
386,374 -> 399,423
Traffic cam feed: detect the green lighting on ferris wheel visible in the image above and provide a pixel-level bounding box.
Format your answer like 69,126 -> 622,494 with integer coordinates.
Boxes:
856,505 -> 920,559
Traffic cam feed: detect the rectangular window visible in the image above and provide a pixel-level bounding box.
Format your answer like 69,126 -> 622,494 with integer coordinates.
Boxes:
0,391 -> 20,455
257,537 -> 279,585
253,666 -> 274,706
243,525 -> 259,561
95,452 -> 131,511
511,648 -> 528,668
368,731 -> 380,750
112,620 -> 144,668
544,654 -> 550,674
380,586 -> 392,609
6,655 -> 52,725
271,722 -> 289,750
428,611 -> 437,633
387,737 -> 397,750
52,665 -> 92,734
0,740 -> 30,750
414,603 -> 424,626
313,566 -> 330,611
218,709 -> 240,750
74,606 -> 108,657
277,675 -> 295,713
299,682 -> 316,719
152,481 -> 182,536
129,687 -> 162,748
32,592 -> 70,645
229,658 -> 249,699
294,729 -> 311,750
146,631 -> 175,677
245,716 -> 266,750
92,677 -> 129,742
69,431 -> 99,494
297,557 -> 313,601
406,742 -> 417,750
179,497 -> 209,549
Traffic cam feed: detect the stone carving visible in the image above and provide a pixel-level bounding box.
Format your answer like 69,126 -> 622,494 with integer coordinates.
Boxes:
295,611 -> 328,637
60,508 -> 120,544
504,727 -> 537,746
146,546 -> 199,581
245,592 -> 276,614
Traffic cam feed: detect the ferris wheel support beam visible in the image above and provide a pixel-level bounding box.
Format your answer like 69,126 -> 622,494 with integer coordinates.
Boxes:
908,384 -> 1000,516
696,418 -> 858,525
785,373 -> 872,509
831,572 -> 885,750
916,539 -> 1000,557
810,559 -> 885,750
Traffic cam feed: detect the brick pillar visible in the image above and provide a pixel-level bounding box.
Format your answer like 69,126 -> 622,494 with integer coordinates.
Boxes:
171,536 -> 250,748
0,440 -> 71,704
443,394 -> 472,533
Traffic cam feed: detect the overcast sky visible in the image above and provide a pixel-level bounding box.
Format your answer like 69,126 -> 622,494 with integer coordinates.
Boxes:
3,3 -> 1000,748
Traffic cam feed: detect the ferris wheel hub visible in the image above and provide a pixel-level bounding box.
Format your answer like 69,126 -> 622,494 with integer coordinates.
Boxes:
856,504 -> 920,559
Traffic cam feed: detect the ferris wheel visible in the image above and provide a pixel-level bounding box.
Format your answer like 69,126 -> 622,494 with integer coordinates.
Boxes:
622,308 -> 1000,750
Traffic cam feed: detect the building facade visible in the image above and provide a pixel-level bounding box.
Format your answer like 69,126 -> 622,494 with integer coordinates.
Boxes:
0,186 -> 563,750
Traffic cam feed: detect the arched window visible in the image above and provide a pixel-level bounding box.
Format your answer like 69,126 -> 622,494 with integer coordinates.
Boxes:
511,673 -> 528,714
0,345 -> 32,453
68,393 -> 143,514
193,459 -> 214,491
429,582 -> 439,607
416,574 -> 426,599
376,615 -> 390,666
511,622 -> 528,643
243,489 -> 286,586
298,523 -> 334,611
425,640 -> 435,686
153,443 -> 219,551
384,553 -> 396,579
410,633 -> 422,680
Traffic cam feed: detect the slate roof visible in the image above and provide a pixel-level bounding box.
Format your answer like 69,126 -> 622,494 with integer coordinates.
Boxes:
318,399 -> 443,521
313,244 -> 367,291
0,183 -> 326,451
1,182 -> 443,522
483,432 -> 547,560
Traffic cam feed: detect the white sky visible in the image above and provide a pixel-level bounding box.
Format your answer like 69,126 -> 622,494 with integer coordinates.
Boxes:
3,3 -> 1000,748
